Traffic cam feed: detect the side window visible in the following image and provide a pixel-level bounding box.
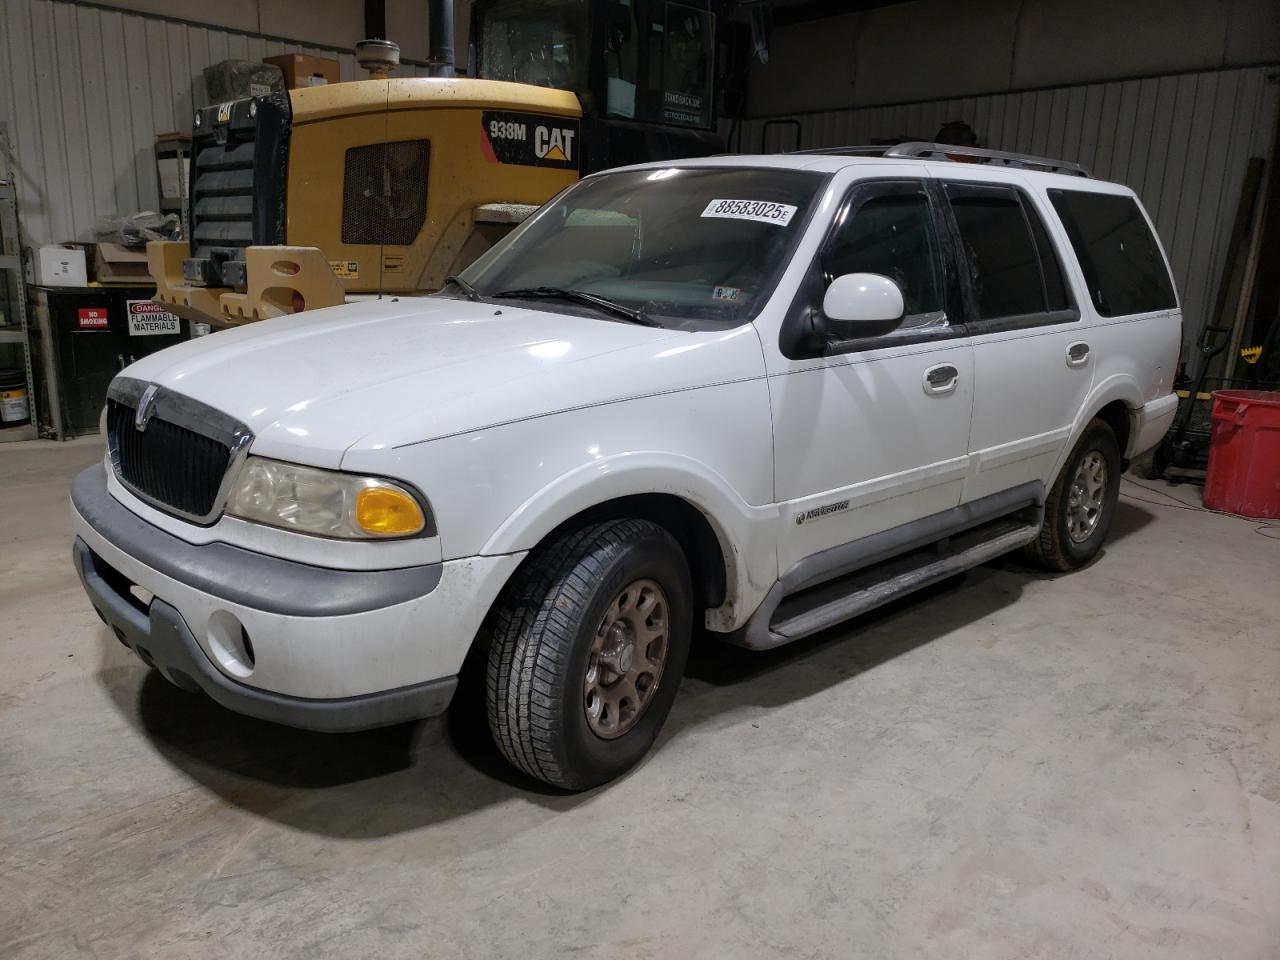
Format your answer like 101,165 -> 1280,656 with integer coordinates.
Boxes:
945,184 -> 1048,320
1048,190 -> 1177,316
824,185 -> 946,329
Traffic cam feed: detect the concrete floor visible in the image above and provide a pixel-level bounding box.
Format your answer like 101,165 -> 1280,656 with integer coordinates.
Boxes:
1,437 -> 1278,959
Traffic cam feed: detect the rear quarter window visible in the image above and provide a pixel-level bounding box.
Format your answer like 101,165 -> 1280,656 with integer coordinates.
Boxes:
1047,190 -> 1176,317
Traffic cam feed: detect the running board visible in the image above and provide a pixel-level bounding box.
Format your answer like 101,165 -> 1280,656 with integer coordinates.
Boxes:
765,517 -> 1040,645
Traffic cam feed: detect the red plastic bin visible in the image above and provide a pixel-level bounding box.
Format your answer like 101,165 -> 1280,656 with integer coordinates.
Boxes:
1203,390 -> 1280,519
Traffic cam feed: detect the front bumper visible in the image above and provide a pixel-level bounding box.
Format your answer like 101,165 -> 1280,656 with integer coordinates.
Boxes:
71,465 -> 525,731
75,539 -> 455,732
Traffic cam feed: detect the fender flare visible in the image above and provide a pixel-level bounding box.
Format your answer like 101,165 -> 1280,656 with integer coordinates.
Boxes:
480,452 -> 777,630
1052,373 -> 1145,477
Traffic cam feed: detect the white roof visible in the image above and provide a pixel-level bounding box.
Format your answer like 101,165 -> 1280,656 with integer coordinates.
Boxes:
607,150 -> 1130,193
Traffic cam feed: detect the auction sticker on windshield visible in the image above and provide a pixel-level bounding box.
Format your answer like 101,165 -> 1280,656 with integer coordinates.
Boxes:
701,199 -> 797,226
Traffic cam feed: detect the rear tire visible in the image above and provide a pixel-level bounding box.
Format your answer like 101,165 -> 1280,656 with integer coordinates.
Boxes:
1024,418 -> 1121,572
1138,439 -> 1169,480
485,518 -> 693,790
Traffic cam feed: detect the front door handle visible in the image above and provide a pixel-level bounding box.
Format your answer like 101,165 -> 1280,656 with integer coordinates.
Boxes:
923,363 -> 959,395
1067,342 -> 1091,367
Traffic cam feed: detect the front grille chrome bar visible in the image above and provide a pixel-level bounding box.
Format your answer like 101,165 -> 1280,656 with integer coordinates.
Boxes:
105,377 -> 254,526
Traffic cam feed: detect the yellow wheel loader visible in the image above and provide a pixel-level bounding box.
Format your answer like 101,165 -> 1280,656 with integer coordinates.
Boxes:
150,0 -> 731,327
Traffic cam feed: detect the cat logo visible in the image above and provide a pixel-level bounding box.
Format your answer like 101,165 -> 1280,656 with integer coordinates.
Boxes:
481,111 -> 580,171
1241,345 -> 1263,365
534,125 -> 575,163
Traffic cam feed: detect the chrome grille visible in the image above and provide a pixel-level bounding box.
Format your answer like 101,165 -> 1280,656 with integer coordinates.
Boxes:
105,379 -> 253,525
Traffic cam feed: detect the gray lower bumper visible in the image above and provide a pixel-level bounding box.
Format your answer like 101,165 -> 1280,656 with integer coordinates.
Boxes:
71,462 -> 457,732
75,538 -> 456,732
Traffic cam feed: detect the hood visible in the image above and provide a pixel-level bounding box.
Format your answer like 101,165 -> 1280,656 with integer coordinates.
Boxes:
121,297 -> 760,467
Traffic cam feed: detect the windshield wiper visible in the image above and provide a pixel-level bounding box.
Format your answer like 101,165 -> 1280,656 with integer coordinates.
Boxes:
444,275 -> 481,302
493,286 -> 659,327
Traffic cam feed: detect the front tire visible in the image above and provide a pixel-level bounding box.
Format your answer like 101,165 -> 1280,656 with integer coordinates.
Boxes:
1024,418 -> 1122,572
485,518 -> 693,790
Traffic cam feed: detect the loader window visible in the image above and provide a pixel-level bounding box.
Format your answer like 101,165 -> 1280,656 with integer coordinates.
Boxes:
655,3 -> 713,127
478,0 -> 589,94
341,140 -> 429,246
606,1 -> 639,118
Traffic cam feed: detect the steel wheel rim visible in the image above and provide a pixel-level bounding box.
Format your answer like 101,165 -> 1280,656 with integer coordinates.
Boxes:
584,578 -> 669,739
1067,451 -> 1107,543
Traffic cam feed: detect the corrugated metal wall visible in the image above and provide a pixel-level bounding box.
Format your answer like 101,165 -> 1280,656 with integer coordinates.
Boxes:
2,0 -> 1275,344
0,0 -> 436,247
737,65 -> 1280,343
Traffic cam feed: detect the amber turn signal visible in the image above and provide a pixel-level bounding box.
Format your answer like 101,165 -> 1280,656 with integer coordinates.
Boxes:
355,485 -> 425,537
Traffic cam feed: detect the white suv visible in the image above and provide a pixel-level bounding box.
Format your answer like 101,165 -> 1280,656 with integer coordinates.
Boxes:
72,144 -> 1181,789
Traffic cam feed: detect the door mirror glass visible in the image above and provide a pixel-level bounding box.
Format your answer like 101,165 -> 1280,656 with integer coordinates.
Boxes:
822,272 -> 905,336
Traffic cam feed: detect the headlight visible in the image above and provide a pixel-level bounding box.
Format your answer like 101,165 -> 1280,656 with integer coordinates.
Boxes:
226,456 -> 428,539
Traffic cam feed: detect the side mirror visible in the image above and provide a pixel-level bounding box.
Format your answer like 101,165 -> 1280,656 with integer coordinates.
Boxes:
821,273 -> 905,338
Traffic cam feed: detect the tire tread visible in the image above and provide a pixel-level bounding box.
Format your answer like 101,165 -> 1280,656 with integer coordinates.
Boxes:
485,518 -> 666,788
1024,418 -> 1118,572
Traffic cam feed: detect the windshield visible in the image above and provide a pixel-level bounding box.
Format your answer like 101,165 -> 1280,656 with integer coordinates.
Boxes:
478,0 -> 589,93
453,166 -> 826,330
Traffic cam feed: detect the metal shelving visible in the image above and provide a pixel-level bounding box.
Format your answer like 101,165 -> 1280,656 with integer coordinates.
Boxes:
0,179 -> 38,442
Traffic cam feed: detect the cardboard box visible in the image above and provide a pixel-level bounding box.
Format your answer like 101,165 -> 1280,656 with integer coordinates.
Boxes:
36,245 -> 88,287
94,243 -> 151,285
264,54 -> 341,89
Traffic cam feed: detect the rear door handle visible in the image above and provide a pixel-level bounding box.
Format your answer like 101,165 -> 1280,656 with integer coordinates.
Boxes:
923,363 -> 959,395
1067,342 -> 1091,367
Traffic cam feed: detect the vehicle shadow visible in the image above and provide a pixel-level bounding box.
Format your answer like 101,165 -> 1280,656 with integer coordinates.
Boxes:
99,500 -> 1156,838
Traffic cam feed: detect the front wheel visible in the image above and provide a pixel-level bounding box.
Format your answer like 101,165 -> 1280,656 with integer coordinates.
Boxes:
1024,419 -> 1122,571
485,518 -> 693,790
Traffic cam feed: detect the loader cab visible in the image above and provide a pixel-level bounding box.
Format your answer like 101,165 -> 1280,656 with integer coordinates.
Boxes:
471,0 -> 724,171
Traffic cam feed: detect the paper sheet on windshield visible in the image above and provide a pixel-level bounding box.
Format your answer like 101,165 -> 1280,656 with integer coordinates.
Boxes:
700,199 -> 797,226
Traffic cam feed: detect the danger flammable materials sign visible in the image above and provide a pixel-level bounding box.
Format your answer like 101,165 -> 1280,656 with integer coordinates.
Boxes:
126,300 -> 181,336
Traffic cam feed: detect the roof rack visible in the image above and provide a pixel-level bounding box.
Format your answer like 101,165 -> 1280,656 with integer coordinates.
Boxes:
790,141 -> 1090,177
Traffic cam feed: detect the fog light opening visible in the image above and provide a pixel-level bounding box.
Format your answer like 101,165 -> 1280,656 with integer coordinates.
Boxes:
240,626 -> 255,667
207,610 -> 255,678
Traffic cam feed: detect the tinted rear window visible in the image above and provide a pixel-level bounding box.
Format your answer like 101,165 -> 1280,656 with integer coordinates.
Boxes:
1048,190 -> 1176,316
